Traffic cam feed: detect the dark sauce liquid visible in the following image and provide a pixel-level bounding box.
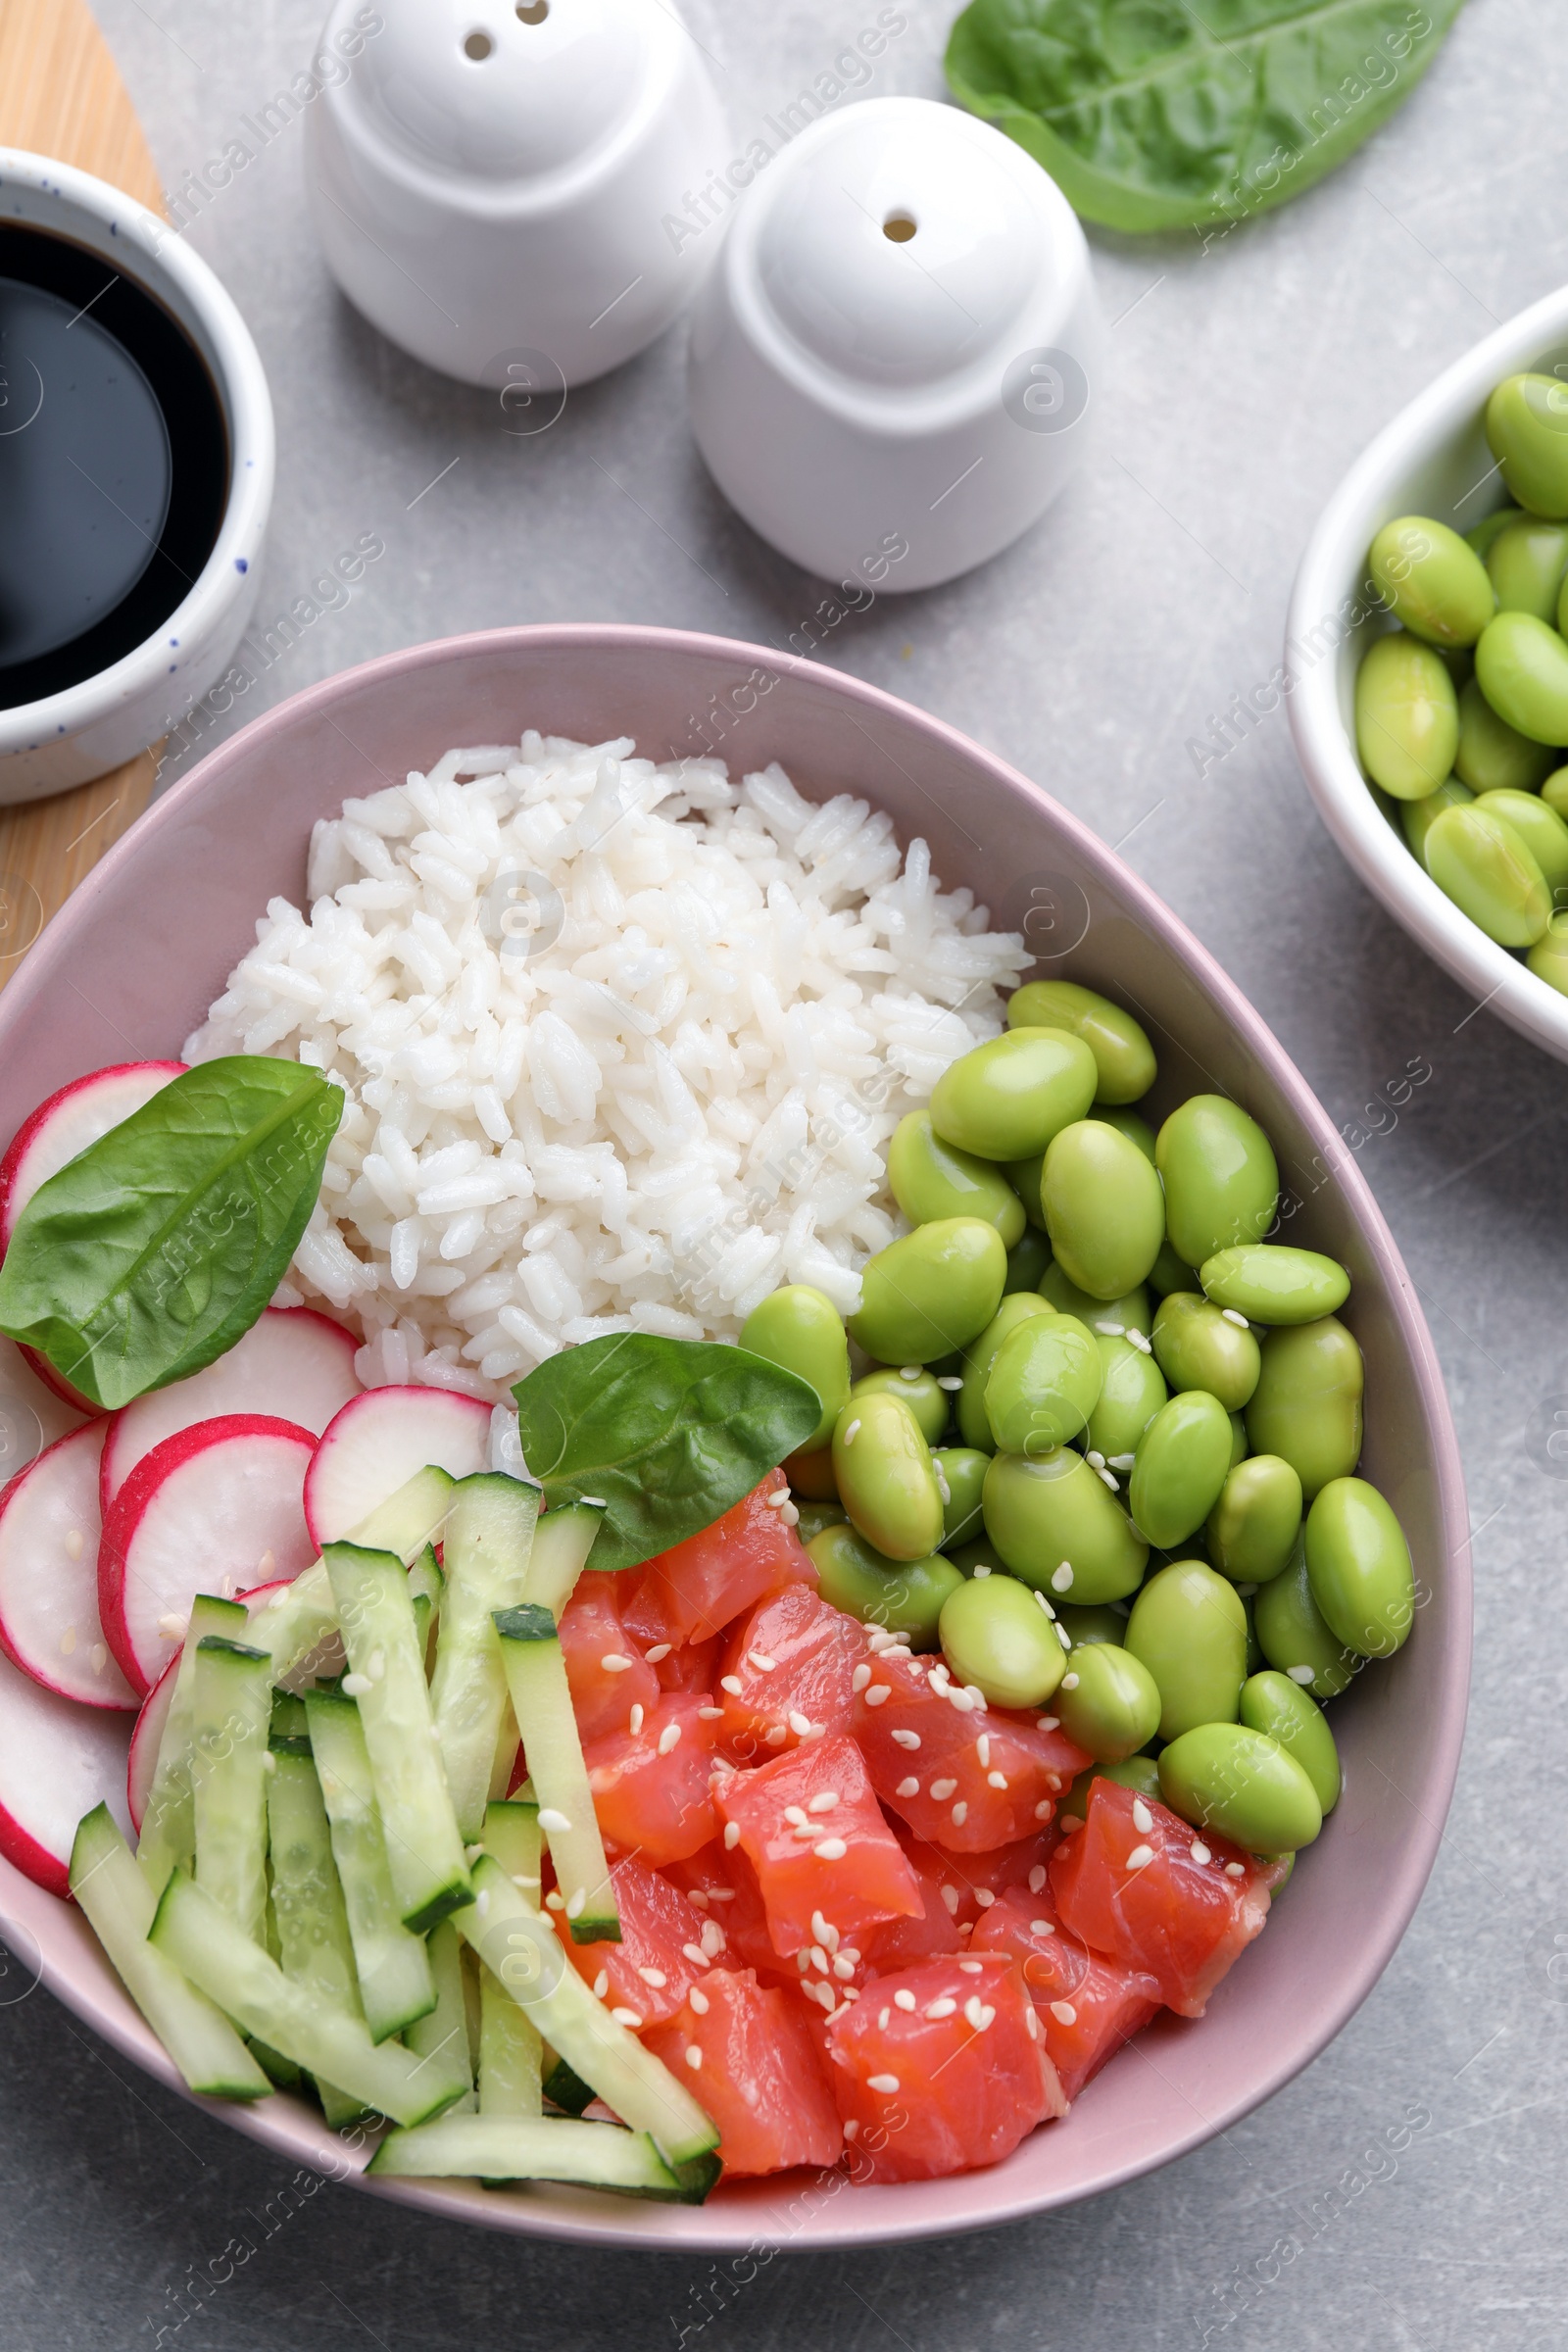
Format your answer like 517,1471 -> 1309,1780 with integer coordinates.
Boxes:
0,223 -> 229,710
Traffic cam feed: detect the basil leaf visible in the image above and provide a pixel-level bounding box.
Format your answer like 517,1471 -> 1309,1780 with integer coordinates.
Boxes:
0,1056 -> 344,1409
946,0 -> 1464,234
512,1335 -> 822,1573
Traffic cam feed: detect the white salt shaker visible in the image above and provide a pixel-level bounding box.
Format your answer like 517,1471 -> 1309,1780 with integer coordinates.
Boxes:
688,97 -> 1099,592
307,0 -> 729,394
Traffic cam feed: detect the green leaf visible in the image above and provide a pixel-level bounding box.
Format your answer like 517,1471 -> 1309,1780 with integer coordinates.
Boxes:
945,0 -> 1466,235
512,1335 -> 822,1574
0,1056 -> 344,1409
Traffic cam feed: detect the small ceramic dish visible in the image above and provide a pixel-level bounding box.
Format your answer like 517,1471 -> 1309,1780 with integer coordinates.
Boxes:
1289,282 -> 1568,1062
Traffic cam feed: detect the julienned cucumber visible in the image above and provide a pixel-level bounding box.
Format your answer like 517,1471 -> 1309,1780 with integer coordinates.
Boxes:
137,1593 -> 248,1895
254,1465 -> 457,1681
70,1807 -> 270,2101
477,1800 -> 545,2122
404,1920 -> 476,2116
519,1501 -> 604,1617
148,1869 -> 462,2128
429,1475 -> 539,1840
266,1751 -> 368,2129
453,1855 -> 718,2175
367,2114 -> 706,2198
492,1606 -> 618,1944
190,1637 -> 271,1941
304,1689 -> 436,2043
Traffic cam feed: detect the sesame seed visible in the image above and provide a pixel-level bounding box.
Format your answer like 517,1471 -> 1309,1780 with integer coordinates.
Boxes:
987,1771 -> 1008,1789
475,1887 -> 491,1919
894,1989 -> 917,2011
629,1703 -> 645,1735
934,1464 -> 951,1504
1061,1672 -> 1080,1690
1225,1860 -> 1247,1878
816,1837 -> 848,1859
896,1776 -> 920,1797
645,1643 -> 672,1662
690,1987 -> 710,2014
724,1821 -> 741,1848
952,1798 -> 969,1827
929,1778 -> 958,1800
891,1728 -> 921,1750
565,1888 -> 586,1919
780,1501 -> 800,1526
852,1662 -> 872,1692
765,1487 -> 789,1506
1030,1919 -> 1055,1936
685,2044 -> 704,2070
593,1970 -> 610,1997
924,1996 -> 956,2019
689,1890 -> 710,1909
878,2006 -> 892,2029
764,1723 -> 789,1744
698,1705 -> 724,1719
545,1890 -> 565,1911
1287,1665 -> 1316,1685
632,1966 -> 666,1989
157,1612 -> 189,1642
1221,1307 -> 1250,1328
1050,1999 -> 1078,2026
843,1419 -> 861,1446
1127,1329 -> 1152,1354
958,1958 -> 984,1974
601,1652 -> 633,1673
1097,1467 -> 1118,1490
1037,1717 -> 1058,1733
1125,1843 -> 1153,1870
1086,1449 -> 1106,1468
1028,1864 -> 1047,1893
749,1651 -> 778,1672
973,1564 -> 992,1579
538,1806 -> 572,1834
682,1942 -> 707,1966
843,2119 -> 860,2139
941,1886 -> 960,1915
1046,1773 -> 1061,1791
1033,1591 -> 1054,1616
658,1721 -> 682,1754
612,2007 -> 644,2029
1035,1799 -> 1054,1820
974,1887 -> 996,1909
1132,1798 -> 1153,1834
833,1955 -> 856,1981
1025,2006 -> 1040,2037
1191,1840 -> 1211,1865
1055,1623 -> 1073,1650
784,1804 -> 810,1827
963,1996 -> 985,2028
808,1791 -> 840,1813
867,2074 -> 901,2095
864,1686 -> 891,1707
976,1734 -> 992,1767
841,1945 -> 860,1965
949,1689 -> 975,1713
789,1709 -> 812,1736
937,1375 -> 963,1391
1108,1452 -> 1136,1471
342,1671 -> 372,1696
809,1944 -> 829,1973
720,1675 -> 744,1695
1051,1562 -> 1074,1592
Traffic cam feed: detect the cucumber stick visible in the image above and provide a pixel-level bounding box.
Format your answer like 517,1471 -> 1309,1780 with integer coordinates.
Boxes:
149,1870 -> 459,2128
403,1920 -> 475,2116
477,1801 -> 545,2119
368,2114 -> 692,2196
137,1594 -> 248,1895
304,1689 -> 435,2042
429,1475 -> 539,1840
493,1606 -> 617,1943
520,1502 -> 604,1616
324,1542 -> 470,1933
453,1855 -> 717,2173
266,1752 -> 367,2129
191,1637 -> 272,1941
256,1465 -> 457,1680
70,1806 -> 270,2101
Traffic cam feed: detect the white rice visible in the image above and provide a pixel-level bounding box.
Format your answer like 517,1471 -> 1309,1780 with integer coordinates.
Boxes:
184,734 -> 1029,1400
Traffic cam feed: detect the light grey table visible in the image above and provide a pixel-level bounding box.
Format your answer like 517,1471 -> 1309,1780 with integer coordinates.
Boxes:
6,3 -> 1563,2344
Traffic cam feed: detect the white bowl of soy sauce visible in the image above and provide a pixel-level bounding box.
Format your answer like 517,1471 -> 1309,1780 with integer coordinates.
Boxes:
0,149 -> 273,805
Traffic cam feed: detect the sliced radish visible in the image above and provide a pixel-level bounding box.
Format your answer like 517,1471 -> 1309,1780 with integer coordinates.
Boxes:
100,1305 -> 361,1517
305,1387 -> 491,1548
126,1653 -> 177,1836
0,1642 -> 131,1896
99,1415 -> 318,1694
0,1423 -> 135,1709
0,1334 -> 88,1469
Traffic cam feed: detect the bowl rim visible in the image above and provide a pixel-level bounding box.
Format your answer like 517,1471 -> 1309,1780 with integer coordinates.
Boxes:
1287,279 -> 1568,1063
0,622 -> 1471,2249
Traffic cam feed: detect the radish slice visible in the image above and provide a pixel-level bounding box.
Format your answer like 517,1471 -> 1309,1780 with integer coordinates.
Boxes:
126,1653 -> 177,1836
305,1387 -> 491,1548
0,1423 -> 135,1709
0,1642 -> 131,1896
99,1415 -> 318,1694
101,1306 -> 361,1517
0,1334 -> 88,1471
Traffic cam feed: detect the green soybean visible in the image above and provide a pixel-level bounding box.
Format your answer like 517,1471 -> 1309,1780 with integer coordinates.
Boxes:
1402,773 -> 1474,864
1085,1334 -> 1168,1467
850,1366 -> 950,1446
1129,1391 -> 1234,1549
956,1293 -> 1056,1450
933,1446 -> 989,1549
1002,1229 -> 1052,1294
1486,516 -> 1568,621
1485,372 -> 1568,518
928,1028 -> 1099,1162
1465,504 -> 1525,558
794,1499 -> 848,1545
1054,1601 -> 1132,1647
1157,1723 -> 1322,1852
807,1524 -> 962,1650
1241,1589 -> 1263,1674
938,1574 -> 1066,1709
1206,1454 -> 1302,1585
1454,674 -> 1555,793
1156,1096 -> 1279,1269
1200,1245 -> 1351,1327
1099,1107 -> 1157,1162
1368,515 -> 1494,648
1124,1560 -> 1248,1740
1039,1264 -> 1152,1340
1543,766 -> 1568,820
1054,1642 -> 1161,1762
1245,1316 -> 1363,1499
1228,1411 -> 1249,1470
739,1284 -> 850,1451
832,1391 -> 945,1563
1004,1154 -> 1048,1232
888,1111 -> 1026,1248
848,1217 -> 1006,1366
1476,788 -> 1568,897
1252,1540 -> 1357,1697
1149,1235 -> 1198,1297
985,1313 -> 1102,1453
1475,610 -> 1568,744
1527,908 -> 1568,996
1424,803 -> 1550,947
1354,632 -> 1460,800
1041,1120 -> 1166,1300
981,1448 -> 1147,1602
1152,1292 -> 1260,1411
1060,1753 -> 1161,1822
1239,1671 -> 1341,1814
1303,1476 -> 1415,1658
1005,980 -> 1156,1105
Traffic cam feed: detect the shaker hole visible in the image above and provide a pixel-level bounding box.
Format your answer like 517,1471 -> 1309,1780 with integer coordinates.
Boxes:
516,0 -> 549,18
883,212 -> 917,243
464,29 -> 495,58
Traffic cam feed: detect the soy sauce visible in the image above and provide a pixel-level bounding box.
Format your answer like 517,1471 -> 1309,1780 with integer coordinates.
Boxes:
0,223 -> 228,710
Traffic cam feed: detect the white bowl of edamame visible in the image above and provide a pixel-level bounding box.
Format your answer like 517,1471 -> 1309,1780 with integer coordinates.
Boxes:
1290,282 -> 1568,1061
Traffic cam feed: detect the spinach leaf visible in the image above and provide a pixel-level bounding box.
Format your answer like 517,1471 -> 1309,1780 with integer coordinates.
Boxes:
512,1335 -> 822,1573
0,1056 -> 344,1409
946,0 -> 1465,235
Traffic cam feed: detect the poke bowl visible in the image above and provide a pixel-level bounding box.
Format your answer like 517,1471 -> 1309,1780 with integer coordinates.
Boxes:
0,624 -> 1468,2248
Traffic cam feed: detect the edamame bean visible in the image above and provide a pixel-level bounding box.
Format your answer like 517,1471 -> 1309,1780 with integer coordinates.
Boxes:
1002,1230 -> 1052,1294
1041,1120 -> 1166,1299
1157,1723 -> 1322,1852
956,1293 -> 1056,1449
1149,1236 -> 1198,1297
1156,1096 -> 1279,1269
1487,516 -> 1568,621
986,1313 -> 1102,1453
1303,1476 -> 1415,1657
1454,675 -> 1555,793
1205,1454 -> 1302,1584
1053,1642 -> 1161,1761
1402,773 -> 1474,863
1476,788 -> 1568,896
981,1448 -> 1148,1602
1241,1589 -> 1263,1674
1005,981 -> 1156,1104
932,1447 -> 989,1548
1060,1753 -> 1161,1822
785,1446 -> 839,1500
1527,907 -> 1568,995
1245,1316 -> 1363,1499
928,1028 -> 1099,1161
1229,1411 -> 1250,1469
1424,803 -> 1550,947
1465,505 -> 1524,558
794,1499 -> 848,1544
1239,1671 -> 1341,1813
1475,610 -> 1568,744
1354,633 -> 1460,800
807,1524 -> 962,1650
1152,1292 -> 1260,1411
1124,1560 -> 1248,1740
1039,1264 -> 1152,1340
740,1284 -> 850,1450
848,1216 -> 1007,1366
1200,1244 -> 1351,1327
1085,1334 -> 1168,1466
1251,1540 -> 1356,1697
1368,516 -> 1494,648
888,1111 -> 1026,1248
850,1366 -> 950,1446
938,1575 -> 1066,1709
1100,1107 -> 1157,1162
1544,766 -> 1568,820
1129,1391 -> 1234,1549
832,1392 -> 946,1562
1004,1154 -> 1048,1231
1485,372 -> 1568,518
1054,1601 -> 1132,1646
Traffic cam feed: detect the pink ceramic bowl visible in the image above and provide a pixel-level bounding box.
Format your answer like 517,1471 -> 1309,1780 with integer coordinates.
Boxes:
0,625 -> 1468,2249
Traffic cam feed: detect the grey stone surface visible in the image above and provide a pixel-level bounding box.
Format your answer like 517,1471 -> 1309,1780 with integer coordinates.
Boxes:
3,0 -> 1564,2342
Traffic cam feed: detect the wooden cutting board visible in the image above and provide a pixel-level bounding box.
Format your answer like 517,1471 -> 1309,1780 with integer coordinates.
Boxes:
0,0 -> 167,986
